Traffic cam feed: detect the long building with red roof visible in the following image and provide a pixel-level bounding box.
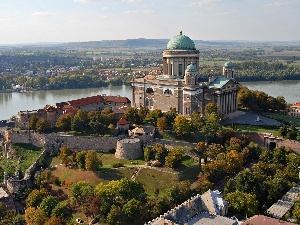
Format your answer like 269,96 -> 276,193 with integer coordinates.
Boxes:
16,94 -> 131,129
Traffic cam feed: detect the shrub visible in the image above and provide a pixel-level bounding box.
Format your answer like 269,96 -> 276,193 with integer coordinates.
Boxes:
152,161 -> 162,167
112,162 -> 124,168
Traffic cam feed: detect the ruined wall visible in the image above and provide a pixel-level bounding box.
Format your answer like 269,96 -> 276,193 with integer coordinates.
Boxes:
115,138 -> 142,159
9,132 -> 118,153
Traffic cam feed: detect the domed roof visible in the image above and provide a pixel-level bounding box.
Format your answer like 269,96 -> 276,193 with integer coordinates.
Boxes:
186,63 -> 197,72
224,61 -> 233,68
166,32 -> 196,50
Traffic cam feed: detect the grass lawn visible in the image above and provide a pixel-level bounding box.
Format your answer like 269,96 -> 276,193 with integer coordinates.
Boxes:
261,112 -> 300,126
227,124 -> 279,135
48,153 -> 200,195
0,143 -> 43,177
135,168 -> 179,195
99,153 -> 145,167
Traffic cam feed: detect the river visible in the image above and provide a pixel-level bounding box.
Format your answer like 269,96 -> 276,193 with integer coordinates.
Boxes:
0,80 -> 299,120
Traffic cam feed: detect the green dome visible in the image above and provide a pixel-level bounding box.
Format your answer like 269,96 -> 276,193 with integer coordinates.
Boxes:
166,32 -> 196,50
186,63 -> 197,72
224,61 -> 233,68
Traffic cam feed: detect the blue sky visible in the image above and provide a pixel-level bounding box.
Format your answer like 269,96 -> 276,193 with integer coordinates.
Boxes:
0,0 -> 299,44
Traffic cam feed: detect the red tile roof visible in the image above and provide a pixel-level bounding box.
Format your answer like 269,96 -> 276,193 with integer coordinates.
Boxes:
62,105 -> 78,114
243,215 -> 297,225
117,117 -> 129,125
68,95 -> 104,107
291,102 -> 300,107
103,95 -> 131,104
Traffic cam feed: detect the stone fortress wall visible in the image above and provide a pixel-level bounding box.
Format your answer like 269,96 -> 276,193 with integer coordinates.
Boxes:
9,131 -> 118,153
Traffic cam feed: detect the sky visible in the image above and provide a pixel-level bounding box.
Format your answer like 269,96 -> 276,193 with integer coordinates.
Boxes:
0,0 -> 299,44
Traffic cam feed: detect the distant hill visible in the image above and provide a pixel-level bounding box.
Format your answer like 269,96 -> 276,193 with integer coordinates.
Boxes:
1,39 -> 300,50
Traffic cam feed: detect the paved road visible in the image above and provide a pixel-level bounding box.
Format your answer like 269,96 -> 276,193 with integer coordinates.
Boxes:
223,111 -> 281,126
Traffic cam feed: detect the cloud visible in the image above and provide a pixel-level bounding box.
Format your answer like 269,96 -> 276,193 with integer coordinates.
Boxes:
31,11 -> 56,16
121,0 -> 140,2
0,18 -> 11,24
74,0 -> 94,3
123,9 -> 154,15
264,1 -> 295,8
188,0 -> 221,7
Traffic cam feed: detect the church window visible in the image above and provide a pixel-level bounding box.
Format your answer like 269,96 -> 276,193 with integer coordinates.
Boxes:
146,88 -> 154,94
145,98 -> 149,106
150,98 -> 154,106
164,89 -> 172,95
179,64 -> 183,76
186,107 -> 190,114
170,64 -> 173,75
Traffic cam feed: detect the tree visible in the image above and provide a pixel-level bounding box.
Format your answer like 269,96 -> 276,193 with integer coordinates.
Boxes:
71,109 -> 88,132
124,107 -> 140,124
173,115 -> 192,137
165,147 -> 183,169
55,113 -> 72,132
85,195 -> 102,219
26,189 -> 48,208
195,141 -> 207,166
58,145 -> 74,166
204,102 -> 218,115
164,107 -> 177,127
203,112 -> 220,140
25,207 -> 48,225
106,205 -> 124,225
146,109 -> 163,125
36,118 -> 50,133
157,116 -> 167,132
71,181 -> 95,206
75,150 -> 87,169
39,196 -> 58,217
45,216 -> 63,225
29,115 -> 38,130
122,198 -> 143,224
85,150 -> 102,171
51,203 -> 72,222
225,190 -> 258,217
153,143 -> 168,164
0,202 -> 7,218
191,112 -> 205,133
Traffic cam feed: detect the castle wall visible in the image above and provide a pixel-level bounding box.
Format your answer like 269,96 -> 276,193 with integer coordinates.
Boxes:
9,131 -> 118,153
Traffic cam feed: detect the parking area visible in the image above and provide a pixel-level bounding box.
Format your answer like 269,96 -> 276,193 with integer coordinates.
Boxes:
223,111 -> 281,126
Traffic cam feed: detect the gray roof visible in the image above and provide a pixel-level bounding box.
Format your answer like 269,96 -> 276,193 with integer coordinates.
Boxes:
267,184 -> 300,219
188,213 -> 238,225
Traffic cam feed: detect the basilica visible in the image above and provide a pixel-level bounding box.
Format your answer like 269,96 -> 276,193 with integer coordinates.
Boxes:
131,31 -> 239,117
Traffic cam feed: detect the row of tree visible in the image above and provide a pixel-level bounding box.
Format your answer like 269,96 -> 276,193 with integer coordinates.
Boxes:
199,59 -> 300,81
238,85 -> 286,111
278,125 -> 300,141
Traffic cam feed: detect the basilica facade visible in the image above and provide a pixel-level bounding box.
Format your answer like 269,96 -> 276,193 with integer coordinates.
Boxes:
131,31 -> 239,117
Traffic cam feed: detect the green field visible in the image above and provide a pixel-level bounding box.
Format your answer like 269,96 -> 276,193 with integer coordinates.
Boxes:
0,143 -> 43,178
49,152 -> 198,195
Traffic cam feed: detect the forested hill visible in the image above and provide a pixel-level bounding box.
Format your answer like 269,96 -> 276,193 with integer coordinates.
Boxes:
61,39 -> 292,50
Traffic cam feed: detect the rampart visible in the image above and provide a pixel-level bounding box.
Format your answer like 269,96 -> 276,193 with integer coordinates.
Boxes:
10,131 -> 118,153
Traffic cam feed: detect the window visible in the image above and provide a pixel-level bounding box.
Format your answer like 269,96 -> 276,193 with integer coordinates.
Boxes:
146,88 -> 154,94
164,89 -> 172,95
179,64 -> 183,76
186,107 -> 190,114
